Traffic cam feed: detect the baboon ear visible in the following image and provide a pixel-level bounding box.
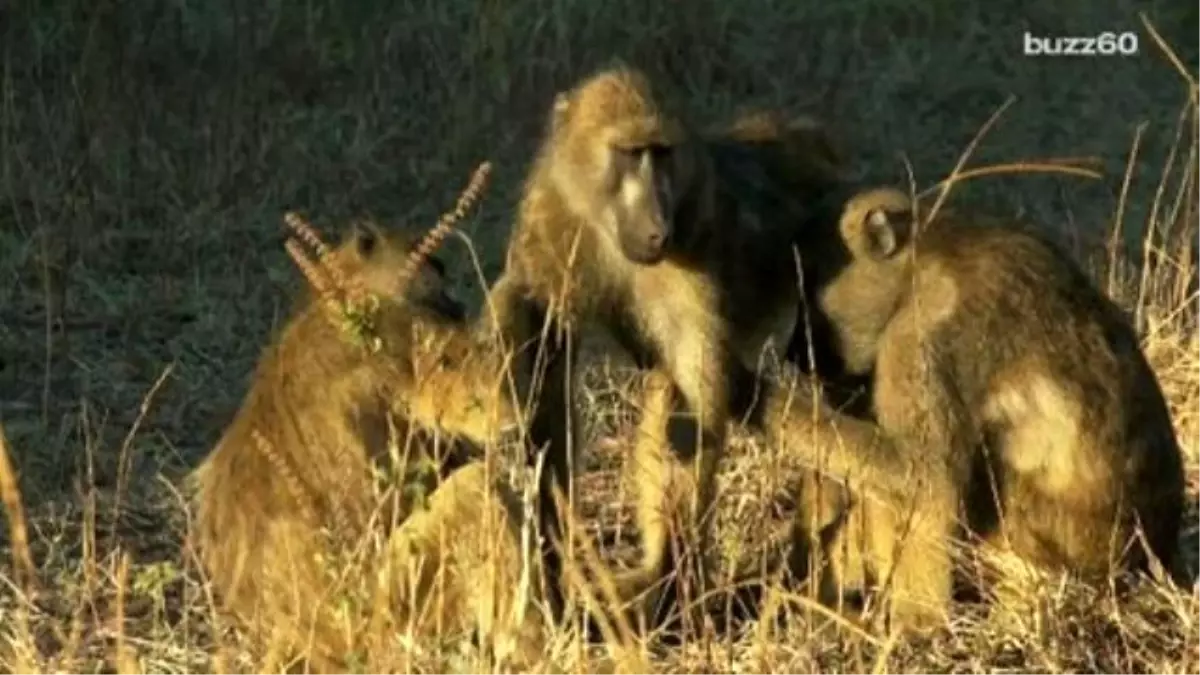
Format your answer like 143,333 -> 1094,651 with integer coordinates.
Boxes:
553,92 -> 571,115
861,208 -> 907,259
550,92 -> 573,132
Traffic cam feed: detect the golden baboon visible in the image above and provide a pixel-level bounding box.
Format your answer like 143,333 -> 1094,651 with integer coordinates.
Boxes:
191,219 -> 523,670
383,461 -> 547,669
781,468 -> 950,627
482,67 -> 857,631
770,186 -> 1187,629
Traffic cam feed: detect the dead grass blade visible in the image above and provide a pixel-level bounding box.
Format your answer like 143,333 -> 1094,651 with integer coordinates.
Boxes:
0,422 -> 35,595
916,159 -> 1104,202
923,95 -> 1015,226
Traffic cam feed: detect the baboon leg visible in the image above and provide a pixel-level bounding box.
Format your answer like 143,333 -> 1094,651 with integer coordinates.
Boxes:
384,463 -> 546,667
873,493 -> 956,632
753,370 -> 958,631
784,473 -> 852,599
625,371 -> 674,568
869,337 -> 973,631
618,367 -> 723,634
619,370 -> 678,627
483,274 -> 578,619
530,335 -> 578,619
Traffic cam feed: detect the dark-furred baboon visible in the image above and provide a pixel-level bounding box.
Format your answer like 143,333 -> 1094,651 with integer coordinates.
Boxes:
482,66 -> 864,631
191,219 -> 523,670
772,186 -> 1186,629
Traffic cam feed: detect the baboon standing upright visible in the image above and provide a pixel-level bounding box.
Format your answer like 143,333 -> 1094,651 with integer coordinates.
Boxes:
771,187 -> 1186,627
483,66 -> 876,631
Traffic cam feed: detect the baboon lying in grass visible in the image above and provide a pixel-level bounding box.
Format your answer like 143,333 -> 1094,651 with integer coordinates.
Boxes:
779,468 -> 945,626
771,186 -> 1187,631
190,169 -> 534,669
482,65 -> 888,633
383,461 -> 547,669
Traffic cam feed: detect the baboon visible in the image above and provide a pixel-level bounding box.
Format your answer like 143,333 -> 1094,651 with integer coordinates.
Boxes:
383,461 -> 547,669
191,220 -> 523,670
781,468 -> 947,626
770,186 -> 1186,629
482,66 -> 860,631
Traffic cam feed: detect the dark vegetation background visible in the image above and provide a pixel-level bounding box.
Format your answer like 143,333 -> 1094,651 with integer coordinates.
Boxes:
2,0 -> 1195,496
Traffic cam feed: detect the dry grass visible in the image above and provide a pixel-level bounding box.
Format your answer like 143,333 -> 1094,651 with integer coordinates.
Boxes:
0,0 -> 1197,672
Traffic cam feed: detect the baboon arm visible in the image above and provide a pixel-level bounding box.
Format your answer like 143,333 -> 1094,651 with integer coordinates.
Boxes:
758,371 -> 927,502
872,336 -> 976,489
480,272 -> 530,346
480,272 -> 557,411
657,329 -> 734,442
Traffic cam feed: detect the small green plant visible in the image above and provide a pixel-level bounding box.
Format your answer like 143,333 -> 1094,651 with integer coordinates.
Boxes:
339,293 -> 384,353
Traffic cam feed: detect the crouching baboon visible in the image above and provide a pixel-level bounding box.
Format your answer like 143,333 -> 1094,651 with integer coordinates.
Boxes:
383,461 -> 547,669
780,468 -> 948,627
769,186 -> 1186,630
191,207 -> 525,669
482,65 -> 863,633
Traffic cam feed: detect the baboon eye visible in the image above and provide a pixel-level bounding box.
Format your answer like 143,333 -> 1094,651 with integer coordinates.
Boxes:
613,145 -> 644,163
614,144 -> 671,165
425,256 -> 447,277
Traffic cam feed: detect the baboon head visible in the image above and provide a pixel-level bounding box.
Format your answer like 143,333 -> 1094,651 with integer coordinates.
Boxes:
547,66 -> 693,265
329,220 -> 467,321
728,110 -> 843,176
404,321 -> 523,448
794,186 -> 917,378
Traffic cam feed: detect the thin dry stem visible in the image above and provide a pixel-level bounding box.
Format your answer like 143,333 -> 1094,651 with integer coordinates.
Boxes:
1139,13 -> 1198,97
250,428 -> 317,525
1109,123 -> 1148,296
284,211 -> 366,310
915,160 -> 1103,202
283,238 -> 337,308
282,224 -> 375,350
112,553 -> 140,674
283,210 -> 332,260
922,95 -> 1016,227
0,422 -> 35,596
398,160 -> 494,290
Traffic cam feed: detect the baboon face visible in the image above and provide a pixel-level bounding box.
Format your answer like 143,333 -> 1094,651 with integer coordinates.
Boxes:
602,140 -> 677,265
406,327 -> 524,447
547,68 -> 687,266
340,221 -> 467,321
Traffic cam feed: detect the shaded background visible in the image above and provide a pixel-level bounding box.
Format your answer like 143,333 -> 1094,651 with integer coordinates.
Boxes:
0,0 -> 1196,499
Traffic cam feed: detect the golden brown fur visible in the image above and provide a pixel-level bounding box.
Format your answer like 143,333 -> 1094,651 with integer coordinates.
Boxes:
771,187 -> 1186,630
781,468 -> 950,628
191,222 -> 522,670
382,461 -> 546,669
483,67 -> 867,633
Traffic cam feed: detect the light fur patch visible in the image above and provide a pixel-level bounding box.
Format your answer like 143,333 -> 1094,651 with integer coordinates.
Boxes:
619,171 -> 647,207
983,372 -> 1093,496
908,258 -> 960,328
632,262 -> 722,416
